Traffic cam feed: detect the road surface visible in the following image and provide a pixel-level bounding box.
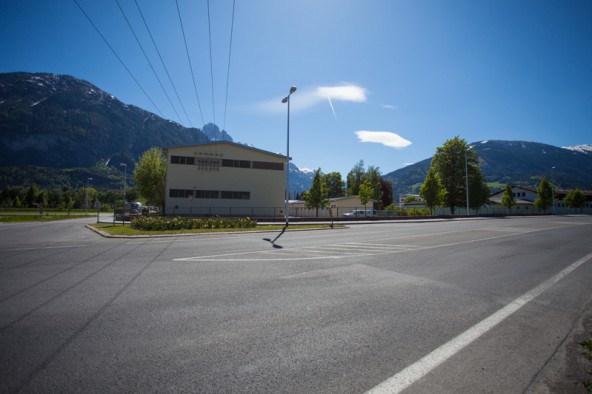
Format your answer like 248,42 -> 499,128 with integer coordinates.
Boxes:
1,215 -> 591,393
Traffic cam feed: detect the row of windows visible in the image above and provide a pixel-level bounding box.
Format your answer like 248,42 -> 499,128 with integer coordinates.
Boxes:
222,159 -> 250,168
252,161 -> 284,170
171,156 -> 195,165
170,155 -> 283,171
169,189 -> 250,200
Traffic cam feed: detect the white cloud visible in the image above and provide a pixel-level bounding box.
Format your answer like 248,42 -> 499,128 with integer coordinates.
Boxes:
382,104 -> 397,110
355,131 -> 412,148
254,83 -> 367,113
316,84 -> 367,102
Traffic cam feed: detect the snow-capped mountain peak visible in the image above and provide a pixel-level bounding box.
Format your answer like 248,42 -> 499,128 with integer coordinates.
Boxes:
562,144 -> 592,155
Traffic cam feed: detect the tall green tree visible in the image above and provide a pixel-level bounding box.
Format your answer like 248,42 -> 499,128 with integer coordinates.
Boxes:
322,172 -> 345,198
429,136 -> 481,215
36,190 -> 48,211
468,167 -> 491,213
379,178 -> 393,208
420,166 -> 441,215
363,166 -> 384,208
134,147 -> 167,211
358,179 -> 374,213
24,184 -> 39,207
534,176 -> 553,213
346,160 -> 365,196
563,188 -> 586,213
501,185 -> 516,213
302,168 -> 329,217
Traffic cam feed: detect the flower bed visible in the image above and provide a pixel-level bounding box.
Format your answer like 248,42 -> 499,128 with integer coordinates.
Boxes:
130,216 -> 257,231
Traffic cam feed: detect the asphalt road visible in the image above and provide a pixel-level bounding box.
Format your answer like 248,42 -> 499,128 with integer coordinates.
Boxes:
1,216 -> 591,393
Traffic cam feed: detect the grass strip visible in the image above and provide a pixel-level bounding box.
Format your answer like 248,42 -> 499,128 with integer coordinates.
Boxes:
0,215 -> 96,222
90,223 -> 342,236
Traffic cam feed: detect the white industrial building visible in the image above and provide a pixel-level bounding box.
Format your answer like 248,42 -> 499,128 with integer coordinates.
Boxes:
164,141 -> 287,217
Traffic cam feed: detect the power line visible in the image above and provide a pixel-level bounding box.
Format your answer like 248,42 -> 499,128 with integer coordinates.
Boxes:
133,0 -> 193,127
115,0 -> 183,125
207,0 -> 216,125
72,0 -> 164,117
175,0 -> 205,126
222,0 -> 236,132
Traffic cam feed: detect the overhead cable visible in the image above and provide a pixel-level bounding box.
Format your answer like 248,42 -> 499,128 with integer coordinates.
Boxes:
134,0 -> 193,127
175,0 -> 205,126
222,0 -> 236,132
207,0 -> 216,125
73,0 -> 164,117
115,0 -> 183,125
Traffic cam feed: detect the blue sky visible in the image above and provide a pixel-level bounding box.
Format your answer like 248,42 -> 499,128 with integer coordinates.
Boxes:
1,0 -> 591,177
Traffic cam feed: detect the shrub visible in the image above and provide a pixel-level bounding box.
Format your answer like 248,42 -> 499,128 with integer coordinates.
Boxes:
131,216 -> 257,231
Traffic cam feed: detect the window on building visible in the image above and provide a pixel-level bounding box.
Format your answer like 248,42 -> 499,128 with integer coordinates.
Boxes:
252,161 -> 284,170
170,155 -> 195,165
221,191 -> 250,200
222,159 -> 251,168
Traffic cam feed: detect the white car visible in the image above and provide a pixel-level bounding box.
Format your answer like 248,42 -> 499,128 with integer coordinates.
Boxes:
343,209 -> 375,217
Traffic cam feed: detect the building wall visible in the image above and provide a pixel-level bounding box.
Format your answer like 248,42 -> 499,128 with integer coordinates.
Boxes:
165,143 -> 286,216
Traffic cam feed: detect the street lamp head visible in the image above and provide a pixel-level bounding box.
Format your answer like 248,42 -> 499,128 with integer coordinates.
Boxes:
88,177 -> 93,181
281,97 -> 288,104
120,162 -> 126,167
289,86 -> 297,94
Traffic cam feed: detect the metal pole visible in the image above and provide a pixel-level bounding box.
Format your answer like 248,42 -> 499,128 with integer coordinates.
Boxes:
465,149 -> 469,216
281,86 -> 296,229
285,94 -> 290,228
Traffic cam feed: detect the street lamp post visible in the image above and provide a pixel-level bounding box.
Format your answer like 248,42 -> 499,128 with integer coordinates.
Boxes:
281,86 -> 297,228
465,148 -> 470,216
85,177 -> 93,215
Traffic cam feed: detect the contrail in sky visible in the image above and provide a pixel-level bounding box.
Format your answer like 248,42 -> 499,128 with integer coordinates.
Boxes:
327,96 -> 337,119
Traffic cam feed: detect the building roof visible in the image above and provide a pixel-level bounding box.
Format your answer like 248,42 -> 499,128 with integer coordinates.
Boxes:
164,140 -> 288,160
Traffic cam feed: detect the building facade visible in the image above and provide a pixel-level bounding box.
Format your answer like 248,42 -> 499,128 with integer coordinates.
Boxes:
164,141 -> 287,217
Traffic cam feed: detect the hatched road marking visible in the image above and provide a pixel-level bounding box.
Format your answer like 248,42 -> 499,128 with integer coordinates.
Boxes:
174,242 -> 425,262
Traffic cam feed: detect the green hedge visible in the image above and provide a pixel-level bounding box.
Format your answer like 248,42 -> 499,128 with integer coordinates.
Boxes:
130,216 -> 257,231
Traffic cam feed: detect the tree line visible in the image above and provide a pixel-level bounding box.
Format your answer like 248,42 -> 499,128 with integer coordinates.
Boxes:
301,136 -> 588,217
0,183 -> 139,211
1,147 -> 175,213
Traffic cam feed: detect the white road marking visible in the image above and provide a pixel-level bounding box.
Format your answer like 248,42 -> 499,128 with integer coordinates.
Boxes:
2,245 -> 87,252
366,251 -> 592,394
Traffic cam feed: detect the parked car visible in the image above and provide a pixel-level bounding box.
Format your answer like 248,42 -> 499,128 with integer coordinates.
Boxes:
343,209 -> 375,217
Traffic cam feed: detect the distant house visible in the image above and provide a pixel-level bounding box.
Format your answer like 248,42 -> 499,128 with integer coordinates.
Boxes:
488,185 -> 592,214
489,186 -> 538,207
163,141 -> 287,217
398,193 -> 425,209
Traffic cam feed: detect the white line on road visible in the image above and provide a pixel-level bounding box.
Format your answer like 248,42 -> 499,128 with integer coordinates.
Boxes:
3,245 -> 87,252
366,250 -> 592,394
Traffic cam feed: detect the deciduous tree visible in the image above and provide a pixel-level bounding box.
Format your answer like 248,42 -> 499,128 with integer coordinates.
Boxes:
501,185 -> 516,213
420,167 -> 441,215
534,176 -> 553,212
302,168 -> 329,217
564,188 -> 586,213
346,160 -> 365,196
429,136 -> 482,215
358,179 -> 374,213
134,147 -> 167,211
322,172 -> 345,198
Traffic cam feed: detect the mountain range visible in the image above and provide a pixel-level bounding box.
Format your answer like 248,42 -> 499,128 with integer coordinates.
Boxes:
0,72 -> 313,193
1,72 -> 590,197
383,140 -> 592,195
